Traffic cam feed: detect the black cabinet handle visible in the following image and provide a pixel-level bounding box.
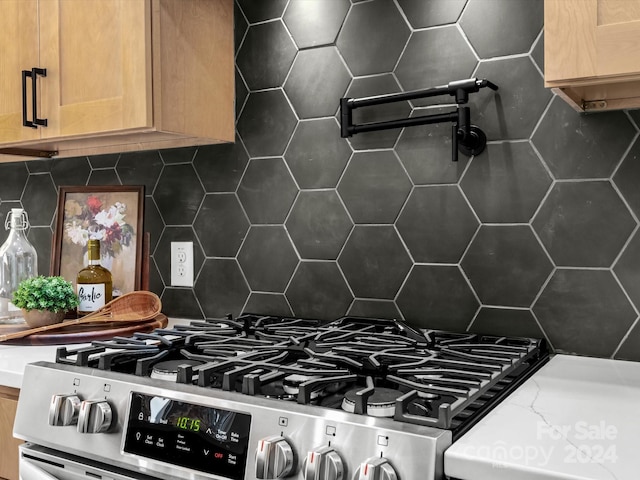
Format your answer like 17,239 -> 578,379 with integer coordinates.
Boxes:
21,67 -> 48,128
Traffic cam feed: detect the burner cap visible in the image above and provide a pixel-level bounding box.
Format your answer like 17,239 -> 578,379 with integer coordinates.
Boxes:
151,360 -> 202,381
341,387 -> 401,417
283,373 -> 321,399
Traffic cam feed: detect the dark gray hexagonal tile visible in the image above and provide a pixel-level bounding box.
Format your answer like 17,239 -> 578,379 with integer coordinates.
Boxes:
338,226 -> 411,299
237,158 -> 298,224
347,300 -> 402,320
161,287 -> 203,319
395,108 -> 469,184
0,163 -> 28,200
194,259 -> 250,318
193,140 -> 249,193
238,226 -> 298,292
460,142 -> 552,223
234,1 -> 248,52
613,321 -> 640,362
154,164 -> 204,226
533,269 -> 636,356
159,147 -> 196,164
469,307 -> 545,339
236,21 -> 297,91
26,160 -> 51,174
144,197 -> 164,254
461,225 -> 553,307
22,175 -> 57,227
50,156 -> 91,187
284,47 -> 351,119
397,0 -> 467,28
284,0 -> 350,49
26,226 -> 52,276
336,0 -> 410,77
117,150 -> 163,193
629,109 -> 640,128
342,75 -> 411,150
194,194 -> 249,257
237,90 -> 298,158
244,293 -> 293,317
88,154 -> 120,169
532,181 -> 635,267
395,27 -> 477,107
532,96 -> 636,179
87,169 -> 121,185
468,57 -> 552,141
396,265 -> 478,331
148,258 -> 164,295
236,68 -> 248,120
613,230 -> 640,312
397,186 -> 478,263
613,137 -> 640,218
286,261 -> 353,320
155,227 -> 205,287
460,0 -> 543,58
531,32 -> 544,73
338,151 -> 411,224
285,119 -> 351,189
237,0 -> 287,23
286,191 -> 352,260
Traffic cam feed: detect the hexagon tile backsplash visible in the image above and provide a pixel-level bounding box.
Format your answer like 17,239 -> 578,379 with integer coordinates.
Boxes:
2,0 -> 640,361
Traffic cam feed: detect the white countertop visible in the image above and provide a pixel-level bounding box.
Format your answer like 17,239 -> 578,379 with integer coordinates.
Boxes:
0,317 -> 190,390
445,354 -> 640,480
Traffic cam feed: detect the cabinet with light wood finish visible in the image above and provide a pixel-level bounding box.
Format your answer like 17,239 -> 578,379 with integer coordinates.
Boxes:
0,0 -> 234,162
545,0 -> 640,112
0,386 -> 21,480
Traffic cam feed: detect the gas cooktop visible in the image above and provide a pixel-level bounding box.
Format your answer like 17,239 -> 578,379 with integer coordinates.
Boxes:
14,315 -> 549,480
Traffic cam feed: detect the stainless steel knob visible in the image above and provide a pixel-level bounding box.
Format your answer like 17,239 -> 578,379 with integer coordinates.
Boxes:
304,446 -> 344,480
49,394 -> 81,426
355,457 -> 398,480
77,400 -> 112,433
255,435 -> 295,479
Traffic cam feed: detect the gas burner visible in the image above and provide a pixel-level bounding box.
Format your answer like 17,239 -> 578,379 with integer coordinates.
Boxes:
341,387 -> 403,418
283,374 -> 322,399
150,359 -> 203,382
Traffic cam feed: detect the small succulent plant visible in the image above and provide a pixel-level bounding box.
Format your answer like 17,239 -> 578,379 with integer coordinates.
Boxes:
12,276 -> 79,312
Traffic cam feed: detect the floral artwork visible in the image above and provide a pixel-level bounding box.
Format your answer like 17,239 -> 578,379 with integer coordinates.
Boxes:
53,188 -> 143,296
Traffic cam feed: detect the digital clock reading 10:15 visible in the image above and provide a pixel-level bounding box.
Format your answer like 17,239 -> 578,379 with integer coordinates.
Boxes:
176,416 -> 201,432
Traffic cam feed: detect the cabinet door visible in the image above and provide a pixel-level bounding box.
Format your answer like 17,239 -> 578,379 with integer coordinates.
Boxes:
0,0 -> 41,144
546,0 -> 640,83
39,0 -> 152,139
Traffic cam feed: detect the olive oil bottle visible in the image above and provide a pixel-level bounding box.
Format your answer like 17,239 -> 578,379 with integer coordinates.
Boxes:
76,239 -> 112,315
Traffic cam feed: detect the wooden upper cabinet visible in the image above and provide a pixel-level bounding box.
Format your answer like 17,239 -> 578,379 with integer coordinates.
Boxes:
545,0 -> 640,111
0,0 -> 41,144
39,0 -> 152,139
0,0 -> 234,161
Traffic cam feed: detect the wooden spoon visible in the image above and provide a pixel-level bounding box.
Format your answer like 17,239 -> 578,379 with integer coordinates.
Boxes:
0,290 -> 162,342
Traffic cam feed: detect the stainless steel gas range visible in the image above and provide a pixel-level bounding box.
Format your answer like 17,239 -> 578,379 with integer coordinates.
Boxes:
13,316 -> 548,480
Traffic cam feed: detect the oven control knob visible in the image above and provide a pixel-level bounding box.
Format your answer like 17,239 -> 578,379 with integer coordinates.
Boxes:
49,394 -> 81,426
304,446 -> 344,480
255,435 -> 295,479
355,457 -> 398,480
77,400 -> 113,434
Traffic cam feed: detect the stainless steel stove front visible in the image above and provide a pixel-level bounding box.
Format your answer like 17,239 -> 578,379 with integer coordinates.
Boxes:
14,361 -> 451,480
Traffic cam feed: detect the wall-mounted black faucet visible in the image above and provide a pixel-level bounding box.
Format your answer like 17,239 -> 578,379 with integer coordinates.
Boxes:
339,78 -> 498,162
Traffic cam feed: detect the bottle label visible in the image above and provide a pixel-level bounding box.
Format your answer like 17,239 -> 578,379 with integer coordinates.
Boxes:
77,284 -> 106,312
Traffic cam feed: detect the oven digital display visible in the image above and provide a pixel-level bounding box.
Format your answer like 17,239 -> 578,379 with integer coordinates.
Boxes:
124,392 -> 251,479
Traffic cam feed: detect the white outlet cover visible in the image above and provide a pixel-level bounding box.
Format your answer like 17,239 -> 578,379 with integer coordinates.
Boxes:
170,241 -> 194,287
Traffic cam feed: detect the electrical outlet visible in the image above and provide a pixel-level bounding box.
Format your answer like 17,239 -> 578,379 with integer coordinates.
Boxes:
170,242 -> 194,287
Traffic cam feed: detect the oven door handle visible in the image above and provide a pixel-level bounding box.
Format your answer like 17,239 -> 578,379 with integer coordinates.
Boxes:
19,457 -> 60,480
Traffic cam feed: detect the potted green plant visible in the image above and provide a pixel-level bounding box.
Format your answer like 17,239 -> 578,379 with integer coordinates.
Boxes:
12,276 -> 79,328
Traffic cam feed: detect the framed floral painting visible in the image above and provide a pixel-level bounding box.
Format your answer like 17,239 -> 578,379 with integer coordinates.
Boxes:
51,186 -> 144,296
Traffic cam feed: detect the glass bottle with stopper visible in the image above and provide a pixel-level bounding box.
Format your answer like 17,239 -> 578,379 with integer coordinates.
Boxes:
76,239 -> 113,315
0,208 -> 38,324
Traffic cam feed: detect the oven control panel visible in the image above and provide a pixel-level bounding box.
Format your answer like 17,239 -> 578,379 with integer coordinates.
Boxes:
14,362 -> 452,480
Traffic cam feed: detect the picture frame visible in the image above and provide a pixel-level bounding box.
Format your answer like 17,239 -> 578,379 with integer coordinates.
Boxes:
51,185 -> 145,296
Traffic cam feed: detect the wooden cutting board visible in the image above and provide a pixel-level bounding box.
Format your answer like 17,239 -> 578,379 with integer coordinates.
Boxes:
0,314 -> 168,345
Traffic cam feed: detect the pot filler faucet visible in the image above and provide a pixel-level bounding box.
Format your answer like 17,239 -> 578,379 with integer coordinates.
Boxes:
339,78 -> 498,162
